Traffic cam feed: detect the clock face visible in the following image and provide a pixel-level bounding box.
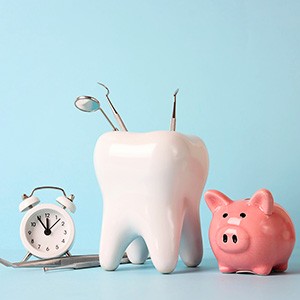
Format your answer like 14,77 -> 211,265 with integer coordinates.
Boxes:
20,204 -> 75,258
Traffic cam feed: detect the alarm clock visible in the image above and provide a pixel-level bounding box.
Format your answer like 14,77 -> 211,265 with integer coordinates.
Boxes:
19,186 -> 76,260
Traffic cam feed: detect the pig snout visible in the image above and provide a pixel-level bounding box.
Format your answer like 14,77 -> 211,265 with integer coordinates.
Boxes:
216,226 -> 250,253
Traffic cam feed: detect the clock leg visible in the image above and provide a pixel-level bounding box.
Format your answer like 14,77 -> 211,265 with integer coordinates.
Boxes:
65,251 -> 71,257
22,252 -> 32,262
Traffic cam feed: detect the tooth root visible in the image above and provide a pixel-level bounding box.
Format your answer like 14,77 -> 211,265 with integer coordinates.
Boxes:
126,237 -> 149,264
180,210 -> 203,267
124,209 -> 203,270
100,224 -> 132,271
142,208 -> 184,274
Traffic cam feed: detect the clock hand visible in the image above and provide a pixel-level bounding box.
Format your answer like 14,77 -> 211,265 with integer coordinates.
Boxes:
43,218 -> 52,236
49,218 -> 61,230
37,216 -> 51,235
37,216 -> 47,230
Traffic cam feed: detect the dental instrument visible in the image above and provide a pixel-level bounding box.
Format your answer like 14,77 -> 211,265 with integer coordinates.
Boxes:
170,89 -> 179,131
97,82 -> 128,132
74,95 -> 119,131
0,255 -> 98,268
44,255 -> 131,271
0,254 -> 131,271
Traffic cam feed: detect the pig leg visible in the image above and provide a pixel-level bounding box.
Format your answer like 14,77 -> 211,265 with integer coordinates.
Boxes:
252,265 -> 273,275
273,262 -> 288,272
179,208 -> 203,267
218,264 -> 236,273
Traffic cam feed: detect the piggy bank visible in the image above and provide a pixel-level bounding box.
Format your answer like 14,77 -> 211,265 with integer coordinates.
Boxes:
94,131 -> 209,273
204,189 -> 295,275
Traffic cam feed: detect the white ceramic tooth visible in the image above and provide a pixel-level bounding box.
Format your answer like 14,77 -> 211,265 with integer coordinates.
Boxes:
94,131 -> 209,273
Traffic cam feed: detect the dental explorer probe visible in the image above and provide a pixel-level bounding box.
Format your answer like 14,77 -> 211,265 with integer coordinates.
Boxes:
44,255 -> 132,271
97,82 -> 128,132
170,89 -> 179,131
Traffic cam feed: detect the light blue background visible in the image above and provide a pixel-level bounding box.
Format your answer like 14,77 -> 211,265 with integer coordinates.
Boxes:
0,1 -> 300,298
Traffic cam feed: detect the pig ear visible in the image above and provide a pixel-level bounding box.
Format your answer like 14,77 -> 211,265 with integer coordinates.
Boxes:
248,189 -> 274,215
204,190 -> 233,213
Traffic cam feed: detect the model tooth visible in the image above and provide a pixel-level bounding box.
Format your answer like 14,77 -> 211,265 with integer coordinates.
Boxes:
95,131 -> 209,273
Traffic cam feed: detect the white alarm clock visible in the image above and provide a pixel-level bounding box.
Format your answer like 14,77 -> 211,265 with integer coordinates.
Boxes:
19,186 -> 76,260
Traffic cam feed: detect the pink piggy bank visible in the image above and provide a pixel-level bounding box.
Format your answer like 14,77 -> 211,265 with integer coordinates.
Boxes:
205,189 -> 295,275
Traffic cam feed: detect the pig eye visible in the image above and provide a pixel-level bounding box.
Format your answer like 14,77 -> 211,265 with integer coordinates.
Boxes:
222,213 -> 228,218
240,213 -> 246,218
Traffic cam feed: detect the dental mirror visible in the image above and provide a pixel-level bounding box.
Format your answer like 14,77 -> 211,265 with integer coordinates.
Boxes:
74,96 -> 118,131
75,96 -> 100,112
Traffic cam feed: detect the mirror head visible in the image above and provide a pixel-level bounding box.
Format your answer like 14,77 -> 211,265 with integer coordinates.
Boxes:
74,96 -> 100,112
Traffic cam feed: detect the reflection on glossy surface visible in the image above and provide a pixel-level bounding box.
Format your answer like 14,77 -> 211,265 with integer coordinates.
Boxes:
110,143 -> 157,158
74,96 -> 100,112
